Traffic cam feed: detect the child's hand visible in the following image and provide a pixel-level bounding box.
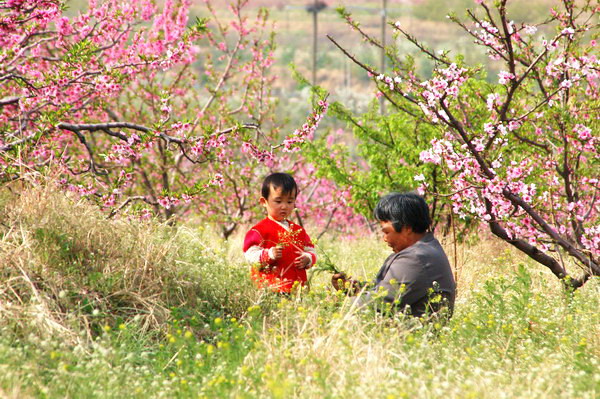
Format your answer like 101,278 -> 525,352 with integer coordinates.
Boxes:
294,252 -> 311,269
270,245 -> 283,260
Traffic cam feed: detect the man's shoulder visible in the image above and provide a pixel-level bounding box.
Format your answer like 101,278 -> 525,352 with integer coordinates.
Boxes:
414,233 -> 444,252
412,233 -> 452,267
388,248 -> 420,267
390,234 -> 446,265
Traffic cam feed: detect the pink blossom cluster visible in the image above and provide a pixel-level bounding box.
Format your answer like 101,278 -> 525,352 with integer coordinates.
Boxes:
117,169 -> 134,188
1,0 -> 200,167
0,0 -> 308,234
544,54 -> 599,93
421,136 -> 549,250
421,118 -> 598,254
293,163 -> 368,237
573,124 -> 592,141
376,73 -> 402,91
62,181 -> 97,197
470,20 -> 506,60
417,63 -> 468,123
486,93 -> 501,111
103,193 -> 117,207
498,70 -> 515,85
169,121 -> 192,138
207,173 -> 224,187
241,142 -> 274,165
157,196 -> 180,210
282,100 -> 329,152
106,142 -> 141,164
128,2 -> 283,224
156,192 -> 194,210
582,226 -> 600,257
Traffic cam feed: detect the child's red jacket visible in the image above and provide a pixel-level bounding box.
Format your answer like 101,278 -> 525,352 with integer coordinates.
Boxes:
243,217 -> 316,293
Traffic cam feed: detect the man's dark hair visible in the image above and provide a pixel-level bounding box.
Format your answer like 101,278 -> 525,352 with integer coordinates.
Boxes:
261,172 -> 298,199
374,192 -> 431,233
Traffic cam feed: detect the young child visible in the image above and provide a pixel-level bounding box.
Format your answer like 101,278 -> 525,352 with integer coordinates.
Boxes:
243,172 -> 316,293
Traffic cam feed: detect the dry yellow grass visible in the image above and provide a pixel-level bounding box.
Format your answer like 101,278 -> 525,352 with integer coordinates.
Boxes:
0,181 -> 258,344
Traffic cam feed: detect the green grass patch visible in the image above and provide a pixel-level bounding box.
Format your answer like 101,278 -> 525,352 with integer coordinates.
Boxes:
0,184 -> 598,398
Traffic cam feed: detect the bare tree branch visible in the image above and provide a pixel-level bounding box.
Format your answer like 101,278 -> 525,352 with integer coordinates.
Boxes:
393,26 -> 452,66
201,32 -> 243,113
108,195 -> 156,218
0,135 -> 35,152
327,34 -> 420,109
57,121 -> 151,136
0,96 -> 19,107
317,207 -> 338,241
484,199 -> 590,288
55,121 -> 261,169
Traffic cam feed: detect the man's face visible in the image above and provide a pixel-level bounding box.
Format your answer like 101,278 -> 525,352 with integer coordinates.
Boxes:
260,185 -> 296,221
379,220 -> 412,253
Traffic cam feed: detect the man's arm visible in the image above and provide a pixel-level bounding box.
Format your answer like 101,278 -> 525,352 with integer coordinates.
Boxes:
381,256 -> 426,308
356,252 -> 425,310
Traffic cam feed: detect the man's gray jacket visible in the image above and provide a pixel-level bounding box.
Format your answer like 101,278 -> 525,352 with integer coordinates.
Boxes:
356,232 -> 456,316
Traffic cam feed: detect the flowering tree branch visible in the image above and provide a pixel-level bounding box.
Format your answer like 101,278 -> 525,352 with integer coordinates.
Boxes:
327,34 -> 425,120
329,0 -> 599,288
107,195 -> 155,219
0,96 -> 19,107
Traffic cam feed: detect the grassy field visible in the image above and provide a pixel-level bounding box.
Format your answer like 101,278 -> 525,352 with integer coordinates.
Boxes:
0,183 -> 598,398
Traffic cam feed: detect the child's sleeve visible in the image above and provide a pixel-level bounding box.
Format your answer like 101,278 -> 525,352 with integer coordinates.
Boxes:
243,229 -> 276,267
303,246 -> 317,267
301,229 -> 317,267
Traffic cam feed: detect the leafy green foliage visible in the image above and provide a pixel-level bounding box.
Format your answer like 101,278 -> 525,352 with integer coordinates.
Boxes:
63,39 -> 98,64
305,98 -> 445,220
189,16 -> 209,35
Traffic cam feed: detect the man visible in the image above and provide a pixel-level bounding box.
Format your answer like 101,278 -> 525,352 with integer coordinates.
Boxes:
332,193 -> 456,318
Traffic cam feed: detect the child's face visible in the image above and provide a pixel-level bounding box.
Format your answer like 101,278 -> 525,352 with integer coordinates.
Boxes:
260,185 -> 296,221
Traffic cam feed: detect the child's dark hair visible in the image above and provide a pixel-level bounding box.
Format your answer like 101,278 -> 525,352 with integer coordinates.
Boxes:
261,173 -> 298,199
374,192 -> 431,233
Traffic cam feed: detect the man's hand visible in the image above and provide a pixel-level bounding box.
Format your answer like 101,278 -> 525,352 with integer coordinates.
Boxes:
331,272 -> 349,291
294,252 -> 312,269
331,272 -> 361,294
